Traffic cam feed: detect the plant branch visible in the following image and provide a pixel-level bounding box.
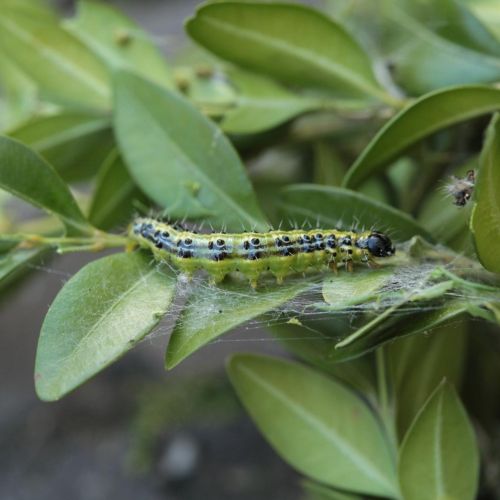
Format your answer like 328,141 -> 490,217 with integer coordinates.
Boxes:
0,231 -> 129,253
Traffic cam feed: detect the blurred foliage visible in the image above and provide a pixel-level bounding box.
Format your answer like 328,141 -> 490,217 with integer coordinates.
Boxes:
129,375 -> 241,472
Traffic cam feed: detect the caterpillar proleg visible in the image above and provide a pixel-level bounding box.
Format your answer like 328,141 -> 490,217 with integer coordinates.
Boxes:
129,217 -> 396,288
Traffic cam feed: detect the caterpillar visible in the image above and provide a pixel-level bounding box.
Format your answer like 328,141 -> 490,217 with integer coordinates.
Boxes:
129,217 -> 396,288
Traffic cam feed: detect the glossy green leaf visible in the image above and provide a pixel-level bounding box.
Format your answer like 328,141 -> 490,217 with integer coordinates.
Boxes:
187,2 -> 392,103
221,69 -> 322,134
113,71 -> 267,231
325,0 -> 500,91
276,184 -> 433,242
66,0 -> 173,88
8,112 -> 113,182
0,7 -> 109,109
166,279 -> 312,369
344,85 -> 500,188
0,136 -> 92,235
398,380 -> 479,500
227,354 -> 399,497
88,150 -> 145,230
387,1 -> 500,94
471,114 -> 500,273
35,252 -> 176,401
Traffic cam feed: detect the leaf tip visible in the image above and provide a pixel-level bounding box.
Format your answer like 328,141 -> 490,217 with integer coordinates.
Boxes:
34,373 -> 58,402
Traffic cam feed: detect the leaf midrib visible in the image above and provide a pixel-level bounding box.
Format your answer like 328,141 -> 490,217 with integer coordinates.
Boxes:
0,16 -> 109,98
27,117 -> 110,151
389,7 -> 500,70
198,15 -> 381,99
121,86 -> 266,229
55,266 -> 158,382
238,364 -> 397,495
172,284 -> 307,363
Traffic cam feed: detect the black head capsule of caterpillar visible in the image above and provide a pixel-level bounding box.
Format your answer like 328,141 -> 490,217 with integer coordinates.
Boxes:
356,231 -> 396,257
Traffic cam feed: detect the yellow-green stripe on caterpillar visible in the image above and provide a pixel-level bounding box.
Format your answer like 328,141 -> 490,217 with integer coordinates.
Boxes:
129,217 -> 396,288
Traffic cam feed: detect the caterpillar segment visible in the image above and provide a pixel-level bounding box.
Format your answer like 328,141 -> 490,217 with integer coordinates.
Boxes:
129,218 -> 396,288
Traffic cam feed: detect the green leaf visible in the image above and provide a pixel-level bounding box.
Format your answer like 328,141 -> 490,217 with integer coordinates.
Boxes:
344,85 -> 500,188
388,323 -> 467,438
333,279 -> 457,351
330,299 -> 471,363
0,136 -> 92,235
35,252 -> 176,401
276,184 -> 433,242
411,0 -> 500,55
227,354 -> 399,497
113,71 -> 267,231
312,141 -> 345,187
1,0 -> 58,22
398,380 -> 479,500
322,267 -> 394,310
386,1 -> 500,94
0,191 -> 12,244
65,0 -> 173,88
272,321 -> 377,397
0,7 -> 109,110
271,292 -> 473,368
469,0 -> 500,40
88,149 -> 145,230
186,2 -> 393,103
0,245 -> 49,289
302,479 -> 363,500
0,52 -> 38,130
166,279 -> 312,369
221,69 -> 322,134
8,112 -> 113,182
471,113 -> 500,273
178,65 -> 236,114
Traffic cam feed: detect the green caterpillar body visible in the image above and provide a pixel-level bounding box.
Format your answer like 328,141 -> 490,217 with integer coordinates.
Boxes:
129,217 -> 396,287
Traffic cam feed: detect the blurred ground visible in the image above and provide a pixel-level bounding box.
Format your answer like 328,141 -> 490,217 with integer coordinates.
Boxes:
0,1 -> 302,498
1,254 -> 301,500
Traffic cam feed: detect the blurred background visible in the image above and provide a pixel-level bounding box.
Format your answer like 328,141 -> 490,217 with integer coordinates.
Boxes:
0,1 -> 303,498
